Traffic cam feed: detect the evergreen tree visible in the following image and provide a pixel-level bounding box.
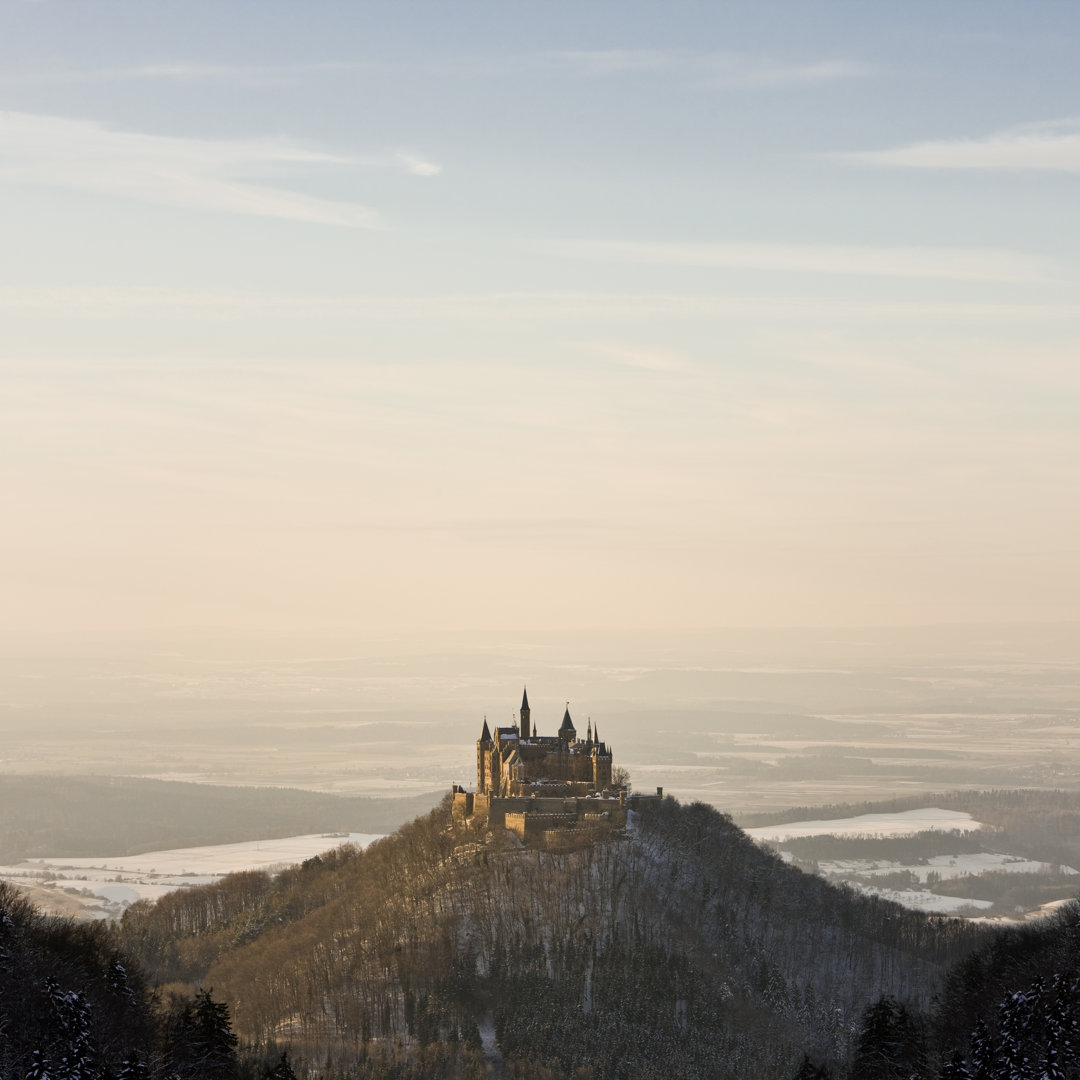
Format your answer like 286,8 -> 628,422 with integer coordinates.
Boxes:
851,996 -> 928,1080
25,1049 -> 50,1080
116,1053 -> 151,1080
997,985 -> 1036,1080
969,1017 -> 998,1080
791,1053 -> 832,1078
167,989 -> 240,1079
263,1050 -> 299,1079
939,1049 -> 972,1079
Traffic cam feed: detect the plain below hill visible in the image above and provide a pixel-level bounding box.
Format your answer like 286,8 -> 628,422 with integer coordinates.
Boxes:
0,775 -> 442,862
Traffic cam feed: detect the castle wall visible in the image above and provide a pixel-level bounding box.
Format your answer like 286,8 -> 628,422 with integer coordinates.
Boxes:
450,787 -> 474,825
503,805 -> 627,841
627,788 -> 665,812
503,811 -> 577,840
471,792 -> 491,827
461,793 -> 628,835
513,778 -> 624,798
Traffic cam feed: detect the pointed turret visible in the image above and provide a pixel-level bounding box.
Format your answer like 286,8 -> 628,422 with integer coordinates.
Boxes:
586,717 -> 593,744
520,685 -> 531,740
477,716 -> 493,795
559,704 -> 576,742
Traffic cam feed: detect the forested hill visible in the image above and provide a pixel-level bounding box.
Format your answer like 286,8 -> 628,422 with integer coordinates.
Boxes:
120,797 -> 990,1079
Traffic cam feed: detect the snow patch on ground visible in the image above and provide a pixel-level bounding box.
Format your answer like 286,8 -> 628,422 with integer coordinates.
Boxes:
477,1014 -> 503,1072
819,852 -> 1078,882
0,832 -> 383,919
746,808 -> 980,842
23,832 -> 383,876
850,883 -> 994,915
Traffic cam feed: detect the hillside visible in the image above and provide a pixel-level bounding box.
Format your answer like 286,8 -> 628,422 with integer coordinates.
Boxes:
120,796 -> 990,1078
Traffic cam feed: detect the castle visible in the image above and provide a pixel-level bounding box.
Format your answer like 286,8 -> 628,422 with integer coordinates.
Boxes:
452,687 -> 661,840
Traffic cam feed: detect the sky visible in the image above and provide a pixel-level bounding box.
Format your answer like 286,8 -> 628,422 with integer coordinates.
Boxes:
3,1 -> 1079,636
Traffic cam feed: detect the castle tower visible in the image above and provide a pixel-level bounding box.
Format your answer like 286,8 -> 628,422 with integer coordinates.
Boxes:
592,731 -> 613,790
559,705 -> 576,743
520,685 -> 531,740
477,717 -> 493,794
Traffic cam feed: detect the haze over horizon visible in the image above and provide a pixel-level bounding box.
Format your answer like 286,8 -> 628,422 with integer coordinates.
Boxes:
4,1 -> 1080,641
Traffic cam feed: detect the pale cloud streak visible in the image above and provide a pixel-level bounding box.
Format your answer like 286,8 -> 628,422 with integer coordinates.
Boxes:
572,341 -> 694,373
546,49 -> 871,88
0,111 -> 441,227
0,60 -> 359,86
396,152 -> 442,176
2,287 -> 1078,323
541,238 -> 1050,283
841,117 -> 1080,173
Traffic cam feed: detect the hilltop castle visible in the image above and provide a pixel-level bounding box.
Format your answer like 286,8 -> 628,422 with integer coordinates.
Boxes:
477,686 -> 614,798
452,686 -> 661,840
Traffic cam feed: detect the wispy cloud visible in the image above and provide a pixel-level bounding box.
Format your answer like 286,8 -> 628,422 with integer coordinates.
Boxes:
545,50 -> 674,77
840,117 -> 1080,173
0,60 -> 359,86
540,238 -> 1049,283
0,111 -> 438,226
0,51 -> 869,92
545,50 -> 871,88
3,287 -> 1078,325
99,62 -> 303,84
573,341 -> 693,373
396,151 -> 442,177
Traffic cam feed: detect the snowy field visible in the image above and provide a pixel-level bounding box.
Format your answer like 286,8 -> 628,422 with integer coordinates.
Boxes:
819,852 -> 1079,883
744,807 -> 1080,921
745,808 -> 980,843
850,884 -> 995,916
0,832 -> 382,920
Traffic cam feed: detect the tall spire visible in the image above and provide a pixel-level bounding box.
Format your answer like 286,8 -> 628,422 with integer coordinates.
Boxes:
479,717 -> 492,744
520,685 -> 531,740
586,717 -> 593,743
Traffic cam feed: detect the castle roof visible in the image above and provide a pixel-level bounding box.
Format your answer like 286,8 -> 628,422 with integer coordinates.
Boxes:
479,718 -> 491,743
559,706 -> 575,733
521,685 -> 530,711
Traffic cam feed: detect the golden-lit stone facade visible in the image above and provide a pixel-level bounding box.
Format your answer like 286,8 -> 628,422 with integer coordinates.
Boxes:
476,687 -> 613,798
